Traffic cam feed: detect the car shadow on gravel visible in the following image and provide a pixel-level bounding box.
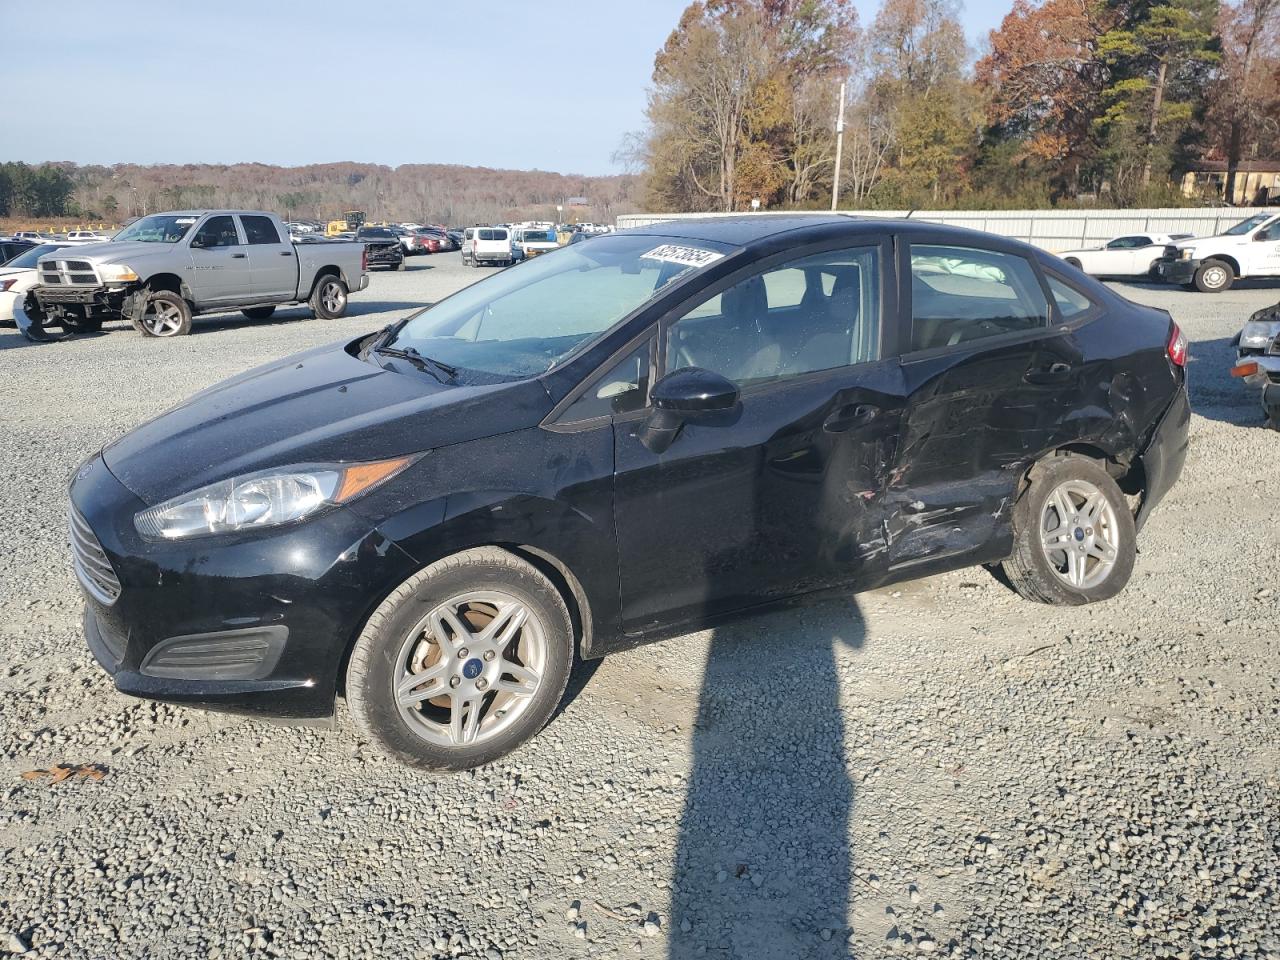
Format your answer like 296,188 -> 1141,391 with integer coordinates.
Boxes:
669,599 -> 864,959
1190,335 -> 1265,427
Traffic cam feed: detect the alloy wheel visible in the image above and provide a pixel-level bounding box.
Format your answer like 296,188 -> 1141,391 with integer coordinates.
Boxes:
394,591 -> 547,748
1039,479 -> 1119,589
321,280 -> 346,314
143,301 -> 185,336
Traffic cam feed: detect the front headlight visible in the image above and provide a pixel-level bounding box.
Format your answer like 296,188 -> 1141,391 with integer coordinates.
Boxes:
134,456 -> 416,540
98,263 -> 139,282
1179,248 -> 1196,261
1239,319 -> 1280,350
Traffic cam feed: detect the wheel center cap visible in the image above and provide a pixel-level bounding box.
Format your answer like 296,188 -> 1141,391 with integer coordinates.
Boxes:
1073,527 -> 1085,541
462,658 -> 483,680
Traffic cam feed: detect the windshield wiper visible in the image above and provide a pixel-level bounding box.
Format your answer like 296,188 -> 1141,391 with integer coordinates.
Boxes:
373,344 -> 458,383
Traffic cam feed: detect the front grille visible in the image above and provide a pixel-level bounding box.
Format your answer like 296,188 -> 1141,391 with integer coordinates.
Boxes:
39,259 -> 100,287
69,507 -> 121,605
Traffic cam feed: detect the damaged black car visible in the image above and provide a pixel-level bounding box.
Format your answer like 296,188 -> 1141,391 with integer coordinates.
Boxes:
69,216 -> 1190,769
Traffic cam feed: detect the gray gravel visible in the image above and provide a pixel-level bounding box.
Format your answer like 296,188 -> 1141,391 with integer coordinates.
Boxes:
1,256 -> 1278,959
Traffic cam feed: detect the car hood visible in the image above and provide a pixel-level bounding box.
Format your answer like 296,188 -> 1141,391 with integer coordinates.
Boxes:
0,266 -> 30,278
38,239 -> 186,265
103,339 -> 554,504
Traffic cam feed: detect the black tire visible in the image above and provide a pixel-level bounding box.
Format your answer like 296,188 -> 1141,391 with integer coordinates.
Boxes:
1193,259 -> 1233,293
346,547 -> 574,771
1064,257 -> 1082,270
309,275 -> 348,319
1001,452 -> 1136,606
134,290 -> 193,338
242,306 -> 276,321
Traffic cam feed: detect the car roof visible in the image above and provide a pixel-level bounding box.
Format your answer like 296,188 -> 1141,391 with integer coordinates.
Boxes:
145,210 -> 278,217
618,214 -> 1047,252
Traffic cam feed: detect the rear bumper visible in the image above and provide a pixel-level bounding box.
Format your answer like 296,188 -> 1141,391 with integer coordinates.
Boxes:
1134,384 -> 1190,532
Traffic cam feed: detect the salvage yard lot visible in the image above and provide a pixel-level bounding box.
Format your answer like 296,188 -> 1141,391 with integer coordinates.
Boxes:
1,256 -> 1277,958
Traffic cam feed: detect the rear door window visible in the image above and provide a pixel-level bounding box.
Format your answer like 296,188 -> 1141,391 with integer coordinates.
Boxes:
241,215 -> 281,245
908,244 -> 1049,352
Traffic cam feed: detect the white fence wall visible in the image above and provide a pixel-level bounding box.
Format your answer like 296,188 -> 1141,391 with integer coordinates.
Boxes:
614,208 -> 1276,254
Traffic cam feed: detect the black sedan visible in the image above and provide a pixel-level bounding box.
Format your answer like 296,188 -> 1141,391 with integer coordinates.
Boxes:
70,216 -> 1189,769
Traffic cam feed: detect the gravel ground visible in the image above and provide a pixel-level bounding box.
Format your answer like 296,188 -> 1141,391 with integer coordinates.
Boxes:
1,255 -> 1277,960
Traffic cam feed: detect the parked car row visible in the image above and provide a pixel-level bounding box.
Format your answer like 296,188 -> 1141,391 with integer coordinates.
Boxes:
1059,211 -> 1280,292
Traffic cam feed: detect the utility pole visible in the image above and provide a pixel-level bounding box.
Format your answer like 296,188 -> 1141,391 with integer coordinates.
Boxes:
831,80 -> 847,212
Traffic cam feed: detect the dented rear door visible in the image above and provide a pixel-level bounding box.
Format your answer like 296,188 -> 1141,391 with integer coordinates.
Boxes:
884,236 -> 1080,574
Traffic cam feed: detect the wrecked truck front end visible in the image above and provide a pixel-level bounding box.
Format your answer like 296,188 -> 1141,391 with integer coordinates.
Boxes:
32,251 -> 147,330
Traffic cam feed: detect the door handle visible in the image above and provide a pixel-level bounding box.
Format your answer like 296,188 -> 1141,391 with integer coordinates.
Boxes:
823,402 -> 880,433
280,251 -> 293,257
1024,362 -> 1072,384
231,253 -> 247,259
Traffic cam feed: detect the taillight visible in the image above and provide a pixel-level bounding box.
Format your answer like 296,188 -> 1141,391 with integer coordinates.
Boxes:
361,248 -> 368,271
1167,323 -> 1187,367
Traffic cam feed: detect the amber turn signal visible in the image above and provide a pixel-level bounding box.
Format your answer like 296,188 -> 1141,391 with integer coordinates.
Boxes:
335,456 -> 416,502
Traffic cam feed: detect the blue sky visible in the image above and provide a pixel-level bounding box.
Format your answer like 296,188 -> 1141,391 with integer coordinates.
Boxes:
10,0 -> 1009,175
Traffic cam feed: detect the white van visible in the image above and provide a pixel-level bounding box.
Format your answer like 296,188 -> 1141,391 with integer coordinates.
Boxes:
462,226 -> 514,268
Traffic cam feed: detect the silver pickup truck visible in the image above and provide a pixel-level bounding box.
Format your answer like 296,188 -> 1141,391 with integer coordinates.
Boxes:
33,210 -> 370,337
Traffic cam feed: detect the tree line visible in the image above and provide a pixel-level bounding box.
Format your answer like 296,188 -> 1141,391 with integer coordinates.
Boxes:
0,161 -> 640,226
633,0 -> 1280,211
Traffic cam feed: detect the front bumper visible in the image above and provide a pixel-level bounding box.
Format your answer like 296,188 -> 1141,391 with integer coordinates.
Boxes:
34,283 -> 128,318
365,247 -> 403,267
1155,258 -> 1197,284
1134,384 -> 1190,532
70,454 -> 420,720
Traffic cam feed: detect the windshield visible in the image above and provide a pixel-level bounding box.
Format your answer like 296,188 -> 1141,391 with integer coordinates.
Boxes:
114,214 -> 199,243
1224,214 -> 1274,236
5,244 -> 69,268
387,234 -> 728,381
521,230 -> 556,242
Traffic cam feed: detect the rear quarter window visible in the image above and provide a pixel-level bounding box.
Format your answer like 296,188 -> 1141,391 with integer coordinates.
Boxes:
1046,275 -> 1094,320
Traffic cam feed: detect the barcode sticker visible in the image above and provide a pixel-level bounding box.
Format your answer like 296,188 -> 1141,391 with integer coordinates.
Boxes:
640,244 -> 723,269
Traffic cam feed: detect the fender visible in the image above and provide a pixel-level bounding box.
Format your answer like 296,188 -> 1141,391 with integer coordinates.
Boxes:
371,490 -> 622,658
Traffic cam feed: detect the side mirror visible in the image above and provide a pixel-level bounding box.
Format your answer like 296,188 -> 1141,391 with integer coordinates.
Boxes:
640,368 -> 740,454
190,236 -> 206,249
651,367 -> 739,415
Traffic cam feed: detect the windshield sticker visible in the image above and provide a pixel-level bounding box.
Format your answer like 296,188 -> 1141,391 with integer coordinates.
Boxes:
174,217 -> 198,224
641,244 -> 724,269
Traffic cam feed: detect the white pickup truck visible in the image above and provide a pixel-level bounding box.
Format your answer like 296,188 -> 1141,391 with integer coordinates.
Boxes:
1155,212 -> 1280,292
32,209 -> 370,337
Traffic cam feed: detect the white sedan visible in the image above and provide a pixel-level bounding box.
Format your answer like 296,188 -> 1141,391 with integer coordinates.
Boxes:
1057,233 -> 1192,278
0,242 -> 69,335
